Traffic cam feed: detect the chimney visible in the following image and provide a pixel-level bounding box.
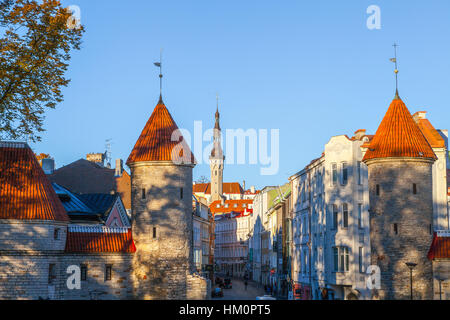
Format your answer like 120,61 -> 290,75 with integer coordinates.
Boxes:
40,158 -> 55,175
251,186 -> 256,194
115,159 -> 123,177
354,129 -> 366,141
243,180 -> 246,191
412,111 -> 427,123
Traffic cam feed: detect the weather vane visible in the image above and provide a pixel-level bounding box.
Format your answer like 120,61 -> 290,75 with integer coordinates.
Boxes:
154,49 -> 163,96
216,93 -> 219,112
390,43 -> 399,97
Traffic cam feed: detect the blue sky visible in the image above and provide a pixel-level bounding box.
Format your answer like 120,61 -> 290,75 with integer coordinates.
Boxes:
31,0 -> 450,189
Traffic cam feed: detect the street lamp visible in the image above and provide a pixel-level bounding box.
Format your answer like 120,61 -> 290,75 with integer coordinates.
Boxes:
434,275 -> 447,301
405,262 -> 417,300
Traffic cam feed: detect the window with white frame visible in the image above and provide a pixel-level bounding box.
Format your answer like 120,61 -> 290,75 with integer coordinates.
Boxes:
333,246 -> 349,272
357,161 -> 362,185
332,204 -> 339,230
332,163 -> 338,186
341,162 -> 348,185
342,203 -> 349,228
358,203 -> 363,229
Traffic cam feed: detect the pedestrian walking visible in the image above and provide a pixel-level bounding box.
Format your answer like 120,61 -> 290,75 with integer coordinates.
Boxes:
244,280 -> 248,291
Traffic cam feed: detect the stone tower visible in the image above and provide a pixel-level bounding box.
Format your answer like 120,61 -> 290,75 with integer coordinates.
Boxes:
362,92 -> 437,300
127,95 -> 199,300
209,105 -> 225,202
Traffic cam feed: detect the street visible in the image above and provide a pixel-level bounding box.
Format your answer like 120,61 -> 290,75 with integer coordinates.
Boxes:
212,279 -> 266,300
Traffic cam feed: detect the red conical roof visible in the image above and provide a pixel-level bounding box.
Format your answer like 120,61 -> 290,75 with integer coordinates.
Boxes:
127,97 -> 195,165
0,142 -> 69,221
363,96 -> 437,162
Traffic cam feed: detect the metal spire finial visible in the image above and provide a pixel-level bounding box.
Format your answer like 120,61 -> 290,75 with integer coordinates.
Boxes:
391,43 -> 400,99
216,93 -> 219,114
154,49 -> 163,100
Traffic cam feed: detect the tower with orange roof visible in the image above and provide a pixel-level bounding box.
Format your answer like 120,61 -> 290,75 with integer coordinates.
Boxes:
127,94 -> 207,299
363,91 -> 436,299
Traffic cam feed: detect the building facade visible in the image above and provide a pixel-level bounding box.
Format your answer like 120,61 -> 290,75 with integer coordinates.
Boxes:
290,131 -> 372,300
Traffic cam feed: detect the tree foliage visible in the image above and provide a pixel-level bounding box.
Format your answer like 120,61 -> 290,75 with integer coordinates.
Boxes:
0,0 -> 84,142
195,176 -> 210,184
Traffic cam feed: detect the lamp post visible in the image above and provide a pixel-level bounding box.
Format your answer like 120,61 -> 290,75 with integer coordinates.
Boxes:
435,275 -> 446,301
405,262 -> 417,300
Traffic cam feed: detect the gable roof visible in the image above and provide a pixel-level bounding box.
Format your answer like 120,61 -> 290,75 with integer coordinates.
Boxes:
127,97 -> 195,165
65,226 -> 136,253
47,159 -> 131,210
193,182 -> 244,195
48,159 -> 117,194
428,231 -> 450,260
363,97 -> 437,162
0,142 -> 69,222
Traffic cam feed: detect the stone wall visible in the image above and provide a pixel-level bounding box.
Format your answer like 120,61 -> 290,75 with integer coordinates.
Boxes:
0,220 -> 67,252
432,259 -> 450,300
0,251 -> 134,300
0,253 -> 61,300
367,159 -> 434,300
130,162 -> 205,300
60,254 -> 134,300
187,273 -> 211,300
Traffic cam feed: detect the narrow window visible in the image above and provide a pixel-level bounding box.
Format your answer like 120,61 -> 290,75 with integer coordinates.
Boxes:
429,224 -> 432,235
413,184 -> 417,195
54,228 -> 60,240
48,264 -> 56,284
344,247 -> 349,272
393,223 -> 398,235
359,247 -> 364,273
80,264 -> 87,281
332,164 -> 338,186
358,204 -> 363,229
357,161 -> 362,185
332,204 -> 339,230
333,247 -> 339,272
153,226 -> 157,239
341,163 -> 348,185
142,188 -> 146,200
376,184 -> 380,196
343,203 -> 348,228
105,265 -> 112,281
180,187 -> 183,199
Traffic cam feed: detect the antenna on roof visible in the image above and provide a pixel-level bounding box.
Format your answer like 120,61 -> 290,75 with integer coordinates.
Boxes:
105,139 -> 112,168
390,43 -> 400,99
154,48 -> 163,100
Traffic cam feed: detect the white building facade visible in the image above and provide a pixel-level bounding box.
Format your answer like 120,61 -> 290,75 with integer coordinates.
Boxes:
290,131 -> 371,300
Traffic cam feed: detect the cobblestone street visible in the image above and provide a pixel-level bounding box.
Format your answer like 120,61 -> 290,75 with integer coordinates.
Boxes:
212,279 -> 266,300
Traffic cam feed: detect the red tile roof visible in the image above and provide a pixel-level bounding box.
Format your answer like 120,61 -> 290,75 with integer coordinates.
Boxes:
127,97 -> 195,165
428,232 -> 450,260
0,142 -> 69,222
413,113 -> 446,149
65,226 -> 136,253
193,182 -> 244,195
363,97 -> 437,162
210,199 -> 253,215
